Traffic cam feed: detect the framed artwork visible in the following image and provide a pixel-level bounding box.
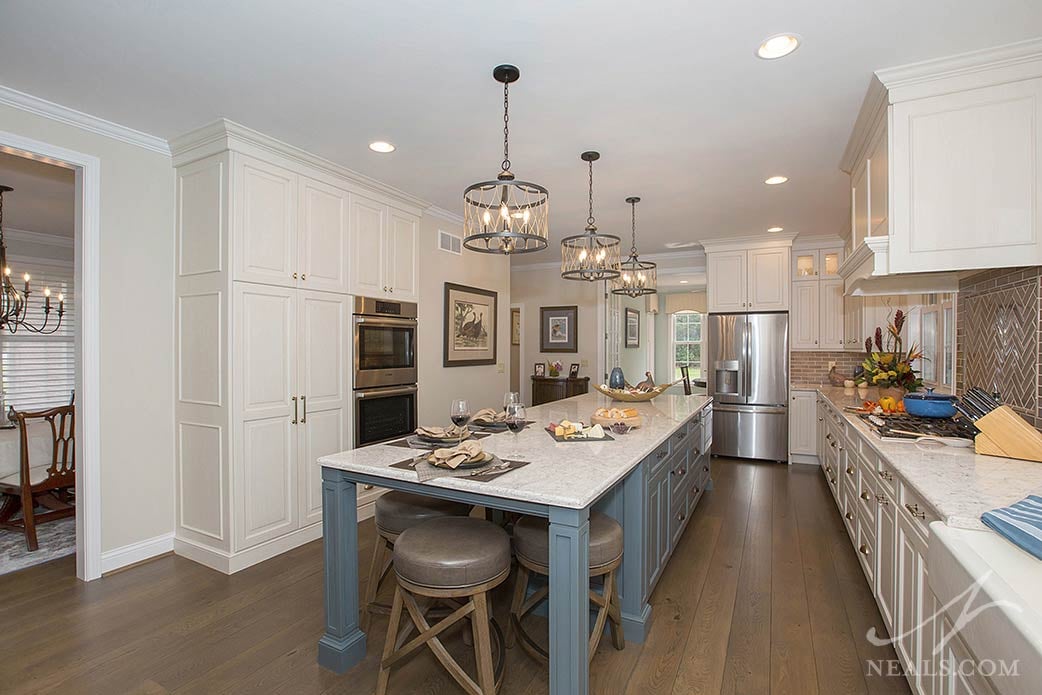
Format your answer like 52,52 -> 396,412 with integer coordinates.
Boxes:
568,363 -> 580,379
625,307 -> 640,348
511,308 -> 521,346
444,282 -> 497,367
534,362 -> 546,377
540,305 -> 578,353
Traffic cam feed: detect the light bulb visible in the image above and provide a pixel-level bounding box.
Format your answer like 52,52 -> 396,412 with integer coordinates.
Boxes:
483,210 -> 491,225
578,249 -> 588,262
3,267 -> 9,276
23,273 -> 30,282
58,293 -> 64,302
523,209 -> 530,223
44,287 -> 51,297
500,204 -> 509,219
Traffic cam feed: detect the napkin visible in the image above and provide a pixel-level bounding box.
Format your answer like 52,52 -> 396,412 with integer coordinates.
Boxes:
427,440 -> 488,469
472,408 -> 507,424
981,494 -> 1042,561
415,424 -> 470,439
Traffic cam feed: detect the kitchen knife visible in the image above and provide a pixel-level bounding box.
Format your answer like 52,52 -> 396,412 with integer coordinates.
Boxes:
965,389 -> 997,416
957,398 -> 986,420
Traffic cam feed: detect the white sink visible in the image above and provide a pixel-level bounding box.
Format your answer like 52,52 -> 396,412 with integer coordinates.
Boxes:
929,522 -> 1042,694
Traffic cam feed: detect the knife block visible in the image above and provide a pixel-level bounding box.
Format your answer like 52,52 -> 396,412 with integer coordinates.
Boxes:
973,405 -> 1042,462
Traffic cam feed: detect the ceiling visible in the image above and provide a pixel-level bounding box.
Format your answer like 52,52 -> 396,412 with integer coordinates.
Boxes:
0,152 -> 75,237
2,1 -> 1041,262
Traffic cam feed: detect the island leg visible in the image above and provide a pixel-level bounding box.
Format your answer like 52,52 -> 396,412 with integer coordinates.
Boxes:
317,468 -> 367,672
548,505 -> 590,695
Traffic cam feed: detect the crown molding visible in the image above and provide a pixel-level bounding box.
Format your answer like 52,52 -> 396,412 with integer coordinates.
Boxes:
170,119 -> 429,213
0,84 -> 170,156
840,76 -> 888,173
877,37 -> 1042,103
792,233 -> 845,251
4,227 -> 75,248
699,231 -> 798,253
425,205 -> 464,225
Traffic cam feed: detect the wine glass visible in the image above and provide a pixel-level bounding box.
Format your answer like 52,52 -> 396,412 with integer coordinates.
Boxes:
505,403 -> 527,457
503,391 -> 521,411
450,399 -> 471,447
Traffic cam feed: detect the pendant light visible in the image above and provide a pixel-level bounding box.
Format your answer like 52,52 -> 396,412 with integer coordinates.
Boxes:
612,196 -> 657,297
0,186 -> 64,334
560,151 -> 621,281
463,65 -> 549,255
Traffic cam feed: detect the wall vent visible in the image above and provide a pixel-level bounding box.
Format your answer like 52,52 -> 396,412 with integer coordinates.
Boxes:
438,229 -> 462,255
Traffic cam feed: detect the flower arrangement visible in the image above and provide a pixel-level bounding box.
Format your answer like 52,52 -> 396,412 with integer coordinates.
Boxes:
858,309 -> 923,393
547,360 -> 564,377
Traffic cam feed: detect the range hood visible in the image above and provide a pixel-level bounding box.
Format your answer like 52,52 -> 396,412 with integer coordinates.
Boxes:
839,237 -> 961,296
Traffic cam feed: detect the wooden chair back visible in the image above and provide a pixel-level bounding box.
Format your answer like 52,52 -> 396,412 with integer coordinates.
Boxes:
14,404 -> 75,490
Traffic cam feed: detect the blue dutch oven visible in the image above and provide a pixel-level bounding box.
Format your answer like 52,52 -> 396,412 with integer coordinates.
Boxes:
902,387 -> 957,418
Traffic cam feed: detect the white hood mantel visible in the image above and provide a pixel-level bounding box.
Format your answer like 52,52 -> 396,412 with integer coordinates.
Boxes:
838,236 -> 961,296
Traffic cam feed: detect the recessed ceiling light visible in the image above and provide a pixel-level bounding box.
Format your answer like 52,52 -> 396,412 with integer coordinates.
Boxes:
767,226 -> 784,233
680,280 -> 689,284
757,34 -> 801,60
369,141 -> 396,153
764,175 -> 788,185
664,241 -> 699,249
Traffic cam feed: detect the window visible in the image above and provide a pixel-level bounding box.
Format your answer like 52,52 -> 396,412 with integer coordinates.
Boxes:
0,258 -> 75,412
671,311 -> 704,380
917,294 -> 956,393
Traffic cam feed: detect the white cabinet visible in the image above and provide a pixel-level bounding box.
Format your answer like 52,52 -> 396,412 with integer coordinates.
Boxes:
793,248 -> 842,280
789,390 -> 818,459
875,485 -> 897,634
790,244 -> 845,351
235,156 -> 298,287
348,195 -> 419,301
820,279 -> 845,349
298,177 -> 350,294
705,244 -> 790,313
843,295 -> 864,351
791,281 -> 819,350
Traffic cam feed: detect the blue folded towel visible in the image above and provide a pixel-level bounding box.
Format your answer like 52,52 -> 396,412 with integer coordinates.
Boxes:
981,495 -> 1042,561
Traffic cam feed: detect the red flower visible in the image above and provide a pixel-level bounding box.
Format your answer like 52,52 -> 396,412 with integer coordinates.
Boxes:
865,337 -> 872,354
894,309 -> 905,335
874,327 -> 883,351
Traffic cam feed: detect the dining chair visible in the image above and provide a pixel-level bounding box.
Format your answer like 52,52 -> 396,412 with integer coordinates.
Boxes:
0,404 -> 75,551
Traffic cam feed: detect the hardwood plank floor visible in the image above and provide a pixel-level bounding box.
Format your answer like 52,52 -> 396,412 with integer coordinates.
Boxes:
0,459 -> 910,694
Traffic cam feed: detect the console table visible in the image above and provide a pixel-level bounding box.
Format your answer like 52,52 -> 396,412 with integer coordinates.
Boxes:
531,376 -> 589,405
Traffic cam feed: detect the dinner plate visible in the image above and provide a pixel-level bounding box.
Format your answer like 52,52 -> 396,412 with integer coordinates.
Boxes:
470,420 -> 508,432
427,450 -> 493,469
415,431 -> 471,444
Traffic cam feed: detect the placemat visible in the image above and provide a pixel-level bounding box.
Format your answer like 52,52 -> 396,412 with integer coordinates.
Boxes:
389,454 -> 530,482
545,429 -> 615,443
386,431 -> 491,450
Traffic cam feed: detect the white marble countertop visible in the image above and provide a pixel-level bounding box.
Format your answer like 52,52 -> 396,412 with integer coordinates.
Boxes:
804,384 -> 1042,530
319,393 -> 713,510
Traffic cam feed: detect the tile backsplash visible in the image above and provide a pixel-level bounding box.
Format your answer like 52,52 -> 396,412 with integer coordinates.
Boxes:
956,266 -> 1042,429
790,351 -> 865,386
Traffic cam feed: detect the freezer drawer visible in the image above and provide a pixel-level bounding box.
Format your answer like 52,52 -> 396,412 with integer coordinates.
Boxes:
712,405 -> 788,461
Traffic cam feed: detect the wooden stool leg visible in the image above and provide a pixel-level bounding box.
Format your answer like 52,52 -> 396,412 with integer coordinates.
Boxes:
506,564 -> 529,648
471,591 -> 496,694
608,569 -> 625,650
588,570 -> 613,659
375,585 -> 406,695
362,536 -> 388,630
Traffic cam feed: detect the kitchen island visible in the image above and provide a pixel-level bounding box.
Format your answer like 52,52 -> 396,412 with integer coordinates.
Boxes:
316,392 -> 713,695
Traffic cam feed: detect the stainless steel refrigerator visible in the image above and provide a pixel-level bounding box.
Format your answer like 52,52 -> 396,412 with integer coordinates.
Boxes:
707,312 -> 789,461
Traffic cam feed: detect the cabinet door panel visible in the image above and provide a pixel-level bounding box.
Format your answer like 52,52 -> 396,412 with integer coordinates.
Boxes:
240,416 -> 296,546
237,285 -> 296,418
387,210 -> 419,300
299,178 -> 349,293
236,157 -> 297,287
707,251 -> 746,312
791,281 -> 819,350
349,196 -> 386,296
875,492 -> 897,634
300,407 -> 344,527
747,247 -> 789,310
789,391 -> 818,456
868,121 -> 889,237
820,279 -> 845,350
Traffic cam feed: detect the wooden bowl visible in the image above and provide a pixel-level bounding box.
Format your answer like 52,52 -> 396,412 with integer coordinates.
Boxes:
590,413 -> 642,429
592,380 -> 679,402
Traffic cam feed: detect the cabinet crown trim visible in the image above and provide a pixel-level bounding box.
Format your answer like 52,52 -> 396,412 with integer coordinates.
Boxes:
840,76 -> 888,173
700,231 -> 797,254
170,119 -> 428,214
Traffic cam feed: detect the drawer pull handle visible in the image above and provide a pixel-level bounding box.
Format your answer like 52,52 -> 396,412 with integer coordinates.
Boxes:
846,466 -> 855,476
859,544 -> 870,556
703,466 -> 709,473
878,470 -> 893,482
845,511 -> 854,521
876,494 -> 889,506
694,486 -> 700,493
828,477 -> 836,484
860,491 -> 871,501
363,484 -> 374,490
657,450 -> 667,460
677,512 -> 686,522
905,503 -> 926,520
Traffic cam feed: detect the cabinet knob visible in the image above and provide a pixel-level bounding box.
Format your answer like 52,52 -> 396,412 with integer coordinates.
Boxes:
858,544 -> 870,556
301,273 -> 306,281
363,484 -> 374,490
860,491 -> 871,501
844,511 -> 854,521
292,272 -> 298,279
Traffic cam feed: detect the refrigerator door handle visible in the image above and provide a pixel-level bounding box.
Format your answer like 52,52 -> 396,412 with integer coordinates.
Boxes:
714,404 -> 788,414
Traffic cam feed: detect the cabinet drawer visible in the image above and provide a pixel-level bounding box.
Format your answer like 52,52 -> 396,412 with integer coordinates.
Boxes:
670,450 -> 692,499
856,453 -> 877,526
670,479 -> 690,547
671,421 -> 694,454
898,479 -> 940,539
875,455 -> 897,498
646,438 -> 673,477
856,515 -> 876,586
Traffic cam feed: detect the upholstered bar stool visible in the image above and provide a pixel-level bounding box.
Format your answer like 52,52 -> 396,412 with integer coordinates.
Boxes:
362,491 -> 471,630
376,516 -> 510,695
508,511 -> 625,662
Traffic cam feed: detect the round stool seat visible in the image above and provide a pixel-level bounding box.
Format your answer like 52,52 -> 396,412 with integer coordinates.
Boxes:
394,517 -> 510,589
375,491 -> 471,537
514,511 -> 623,569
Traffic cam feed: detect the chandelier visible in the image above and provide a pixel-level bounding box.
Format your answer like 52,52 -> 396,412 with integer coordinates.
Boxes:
611,196 -> 657,297
0,186 -> 64,334
560,151 -> 621,281
463,65 -> 549,255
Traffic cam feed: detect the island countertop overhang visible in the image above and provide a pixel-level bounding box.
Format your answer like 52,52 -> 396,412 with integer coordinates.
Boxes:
319,392 -> 713,510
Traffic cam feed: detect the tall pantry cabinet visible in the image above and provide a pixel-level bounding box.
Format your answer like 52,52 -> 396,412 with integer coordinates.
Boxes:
171,120 -> 423,573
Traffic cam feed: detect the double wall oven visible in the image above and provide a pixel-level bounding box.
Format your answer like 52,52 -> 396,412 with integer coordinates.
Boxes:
353,296 -> 418,447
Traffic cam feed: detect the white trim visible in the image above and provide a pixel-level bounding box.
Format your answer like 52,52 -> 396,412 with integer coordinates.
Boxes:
510,303 -> 526,405
840,76 -> 888,173
4,228 -> 75,249
699,231 -> 798,253
0,129 -> 103,582
175,522 -> 324,574
0,84 -> 170,155
101,532 -> 175,574
426,205 -> 464,226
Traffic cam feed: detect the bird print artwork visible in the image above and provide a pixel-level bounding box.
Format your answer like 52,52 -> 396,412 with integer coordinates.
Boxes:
454,301 -> 490,350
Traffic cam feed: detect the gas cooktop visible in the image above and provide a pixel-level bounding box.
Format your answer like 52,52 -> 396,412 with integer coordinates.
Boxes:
857,413 -> 979,441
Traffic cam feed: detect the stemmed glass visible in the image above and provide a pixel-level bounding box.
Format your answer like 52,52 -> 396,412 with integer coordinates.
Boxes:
503,391 -> 521,411
505,403 -> 526,458
449,399 -> 471,447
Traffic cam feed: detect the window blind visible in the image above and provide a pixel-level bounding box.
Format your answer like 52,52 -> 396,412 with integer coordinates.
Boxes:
0,258 -> 75,412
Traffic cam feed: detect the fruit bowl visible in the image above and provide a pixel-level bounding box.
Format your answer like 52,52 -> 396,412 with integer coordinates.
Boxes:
592,381 -> 679,402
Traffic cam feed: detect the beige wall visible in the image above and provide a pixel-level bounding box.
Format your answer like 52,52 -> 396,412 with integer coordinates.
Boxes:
416,211 -> 511,425
619,293 -> 648,383
509,266 -> 601,406
0,103 -> 176,553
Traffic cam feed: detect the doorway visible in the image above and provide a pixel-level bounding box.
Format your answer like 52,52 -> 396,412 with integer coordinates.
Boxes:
0,129 -> 101,581
510,304 -> 522,399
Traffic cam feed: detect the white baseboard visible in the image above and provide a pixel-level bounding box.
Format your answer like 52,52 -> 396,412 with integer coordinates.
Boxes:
790,452 -> 820,466
175,523 -> 323,574
101,532 -> 175,574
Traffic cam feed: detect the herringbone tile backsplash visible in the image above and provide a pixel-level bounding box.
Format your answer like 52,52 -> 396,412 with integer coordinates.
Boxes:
957,266 -> 1042,429
791,351 -> 865,386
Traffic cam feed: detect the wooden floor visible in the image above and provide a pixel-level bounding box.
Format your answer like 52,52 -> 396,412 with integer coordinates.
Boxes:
0,459 -> 910,694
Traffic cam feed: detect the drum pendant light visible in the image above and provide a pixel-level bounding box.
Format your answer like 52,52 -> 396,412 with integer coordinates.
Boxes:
560,151 -> 621,281
611,196 -> 657,297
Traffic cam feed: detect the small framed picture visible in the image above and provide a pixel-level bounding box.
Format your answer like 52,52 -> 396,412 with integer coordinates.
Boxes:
568,363 -> 580,379
534,362 -> 546,377
625,307 -> 640,348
